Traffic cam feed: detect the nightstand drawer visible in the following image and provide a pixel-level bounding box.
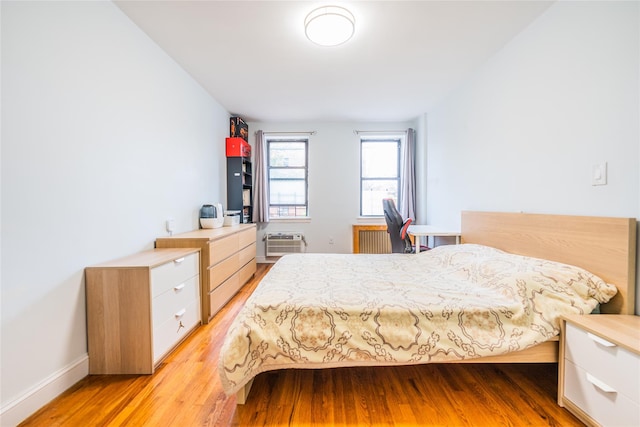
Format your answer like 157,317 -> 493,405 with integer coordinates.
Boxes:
152,275 -> 199,328
564,359 -> 640,427
151,253 -> 199,298
153,299 -> 200,363
566,323 -> 640,403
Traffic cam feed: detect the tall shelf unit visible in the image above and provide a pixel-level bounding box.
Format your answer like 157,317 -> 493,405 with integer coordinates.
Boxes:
226,138 -> 252,223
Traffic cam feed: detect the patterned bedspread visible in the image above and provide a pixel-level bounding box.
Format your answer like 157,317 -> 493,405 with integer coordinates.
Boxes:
219,244 -> 617,395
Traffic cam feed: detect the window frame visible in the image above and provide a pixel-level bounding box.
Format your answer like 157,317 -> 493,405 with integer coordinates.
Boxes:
266,136 -> 310,219
359,136 -> 402,217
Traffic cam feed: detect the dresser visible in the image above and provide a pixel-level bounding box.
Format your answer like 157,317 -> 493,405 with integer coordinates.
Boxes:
155,224 -> 256,323
85,248 -> 201,374
558,315 -> 640,427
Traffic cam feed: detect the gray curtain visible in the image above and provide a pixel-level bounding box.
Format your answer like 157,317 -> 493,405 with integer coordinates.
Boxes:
252,130 -> 269,223
399,128 -> 416,220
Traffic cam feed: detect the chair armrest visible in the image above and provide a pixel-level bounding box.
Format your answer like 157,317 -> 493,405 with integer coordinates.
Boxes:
400,218 -> 412,239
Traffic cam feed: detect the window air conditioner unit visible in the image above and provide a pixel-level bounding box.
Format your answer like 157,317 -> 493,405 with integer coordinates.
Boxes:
265,232 -> 306,256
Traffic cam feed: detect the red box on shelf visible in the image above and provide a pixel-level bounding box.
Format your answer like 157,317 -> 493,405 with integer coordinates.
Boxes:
226,137 -> 251,158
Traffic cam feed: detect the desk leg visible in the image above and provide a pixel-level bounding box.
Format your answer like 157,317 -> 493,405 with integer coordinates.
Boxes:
415,235 -> 421,253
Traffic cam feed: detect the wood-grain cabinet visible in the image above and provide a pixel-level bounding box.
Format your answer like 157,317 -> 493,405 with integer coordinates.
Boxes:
558,315 -> 640,427
156,224 -> 256,323
85,248 -> 201,374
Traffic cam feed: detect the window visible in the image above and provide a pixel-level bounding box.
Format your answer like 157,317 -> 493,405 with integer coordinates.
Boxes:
360,137 -> 401,216
267,137 -> 309,218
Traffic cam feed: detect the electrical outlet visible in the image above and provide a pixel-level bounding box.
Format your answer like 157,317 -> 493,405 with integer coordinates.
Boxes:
329,237 -> 334,245
166,218 -> 175,233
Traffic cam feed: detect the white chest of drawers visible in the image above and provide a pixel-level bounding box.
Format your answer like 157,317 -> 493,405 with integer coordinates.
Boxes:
86,248 -> 201,374
558,315 -> 640,427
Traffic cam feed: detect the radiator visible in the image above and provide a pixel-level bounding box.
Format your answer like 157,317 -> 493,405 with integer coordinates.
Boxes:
358,229 -> 392,254
265,232 -> 306,256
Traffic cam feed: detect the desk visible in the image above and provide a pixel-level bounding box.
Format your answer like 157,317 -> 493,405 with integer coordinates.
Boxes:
407,225 -> 461,253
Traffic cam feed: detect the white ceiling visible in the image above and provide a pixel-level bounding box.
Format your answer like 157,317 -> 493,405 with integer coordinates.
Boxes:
115,1 -> 554,123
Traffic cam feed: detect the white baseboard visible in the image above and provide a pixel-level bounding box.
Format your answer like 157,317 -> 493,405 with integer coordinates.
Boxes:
256,256 -> 278,264
0,354 -> 89,427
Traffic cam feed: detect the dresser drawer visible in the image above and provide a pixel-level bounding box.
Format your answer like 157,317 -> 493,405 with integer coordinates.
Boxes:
565,323 -> 640,403
208,253 -> 239,292
209,234 -> 239,265
238,227 -> 256,249
239,258 -> 256,285
209,271 -> 241,317
238,242 -> 256,267
151,253 -> 199,298
152,275 -> 199,328
153,299 -> 200,363
564,359 -> 640,427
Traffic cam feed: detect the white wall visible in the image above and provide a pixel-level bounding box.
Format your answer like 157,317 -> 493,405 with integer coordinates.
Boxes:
246,120 -> 418,258
1,2 -> 229,424
425,1 -> 639,312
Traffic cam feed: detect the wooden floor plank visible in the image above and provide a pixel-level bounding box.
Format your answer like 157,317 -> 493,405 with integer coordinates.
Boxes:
21,263 -> 584,426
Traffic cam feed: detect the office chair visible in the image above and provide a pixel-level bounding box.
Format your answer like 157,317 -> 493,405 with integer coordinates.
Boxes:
382,198 -> 414,253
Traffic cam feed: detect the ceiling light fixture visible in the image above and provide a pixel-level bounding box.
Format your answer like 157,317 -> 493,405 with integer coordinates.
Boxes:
304,5 -> 355,47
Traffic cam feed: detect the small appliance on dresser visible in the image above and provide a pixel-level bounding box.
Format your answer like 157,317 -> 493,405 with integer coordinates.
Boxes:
200,203 -> 224,229
223,210 -> 242,227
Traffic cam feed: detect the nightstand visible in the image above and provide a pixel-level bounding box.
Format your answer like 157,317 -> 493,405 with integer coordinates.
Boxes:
558,315 -> 640,427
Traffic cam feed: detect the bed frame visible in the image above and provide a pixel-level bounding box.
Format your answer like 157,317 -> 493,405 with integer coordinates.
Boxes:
452,211 -> 637,364
235,211 -> 637,402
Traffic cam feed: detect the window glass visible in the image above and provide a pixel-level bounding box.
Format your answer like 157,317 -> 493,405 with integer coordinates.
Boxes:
362,143 -> 399,178
268,138 -> 309,218
360,138 -> 400,216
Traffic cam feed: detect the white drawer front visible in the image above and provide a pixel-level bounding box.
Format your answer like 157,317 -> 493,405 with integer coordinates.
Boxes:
566,323 -> 640,403
151,253 -> 199,298
152,275 -> 200,328
153,299 -> 200,364
564,359 -> 640,427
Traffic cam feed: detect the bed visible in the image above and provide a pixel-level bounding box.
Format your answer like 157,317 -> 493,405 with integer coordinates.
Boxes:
219,211 -> 637,403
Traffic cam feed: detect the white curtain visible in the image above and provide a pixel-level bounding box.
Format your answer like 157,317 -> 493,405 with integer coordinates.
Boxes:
399,128 -> 416,220
252,130 -> 269,223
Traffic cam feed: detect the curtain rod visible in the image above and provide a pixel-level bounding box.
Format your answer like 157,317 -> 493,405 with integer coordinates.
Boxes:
354,130 -> 407,135
255,131 -> 316,135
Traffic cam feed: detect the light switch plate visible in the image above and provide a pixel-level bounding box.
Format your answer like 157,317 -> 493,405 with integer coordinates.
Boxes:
592,162 -> 607,186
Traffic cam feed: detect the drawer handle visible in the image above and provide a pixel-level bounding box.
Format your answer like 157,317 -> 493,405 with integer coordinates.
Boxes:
174,308 -> 186,319
586,373 -> 616,394
587,332 -> 616,348
174,283 -> 185,292
174,257 -> 185,264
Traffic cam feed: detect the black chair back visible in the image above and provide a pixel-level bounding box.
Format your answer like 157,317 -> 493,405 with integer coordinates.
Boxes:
382,198 -> 414,253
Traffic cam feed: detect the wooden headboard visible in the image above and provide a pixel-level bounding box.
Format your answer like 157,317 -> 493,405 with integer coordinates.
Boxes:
461,211 -> 637,315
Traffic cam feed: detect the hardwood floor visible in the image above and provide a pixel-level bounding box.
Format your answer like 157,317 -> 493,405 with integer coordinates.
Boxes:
21,263 -> 583,426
